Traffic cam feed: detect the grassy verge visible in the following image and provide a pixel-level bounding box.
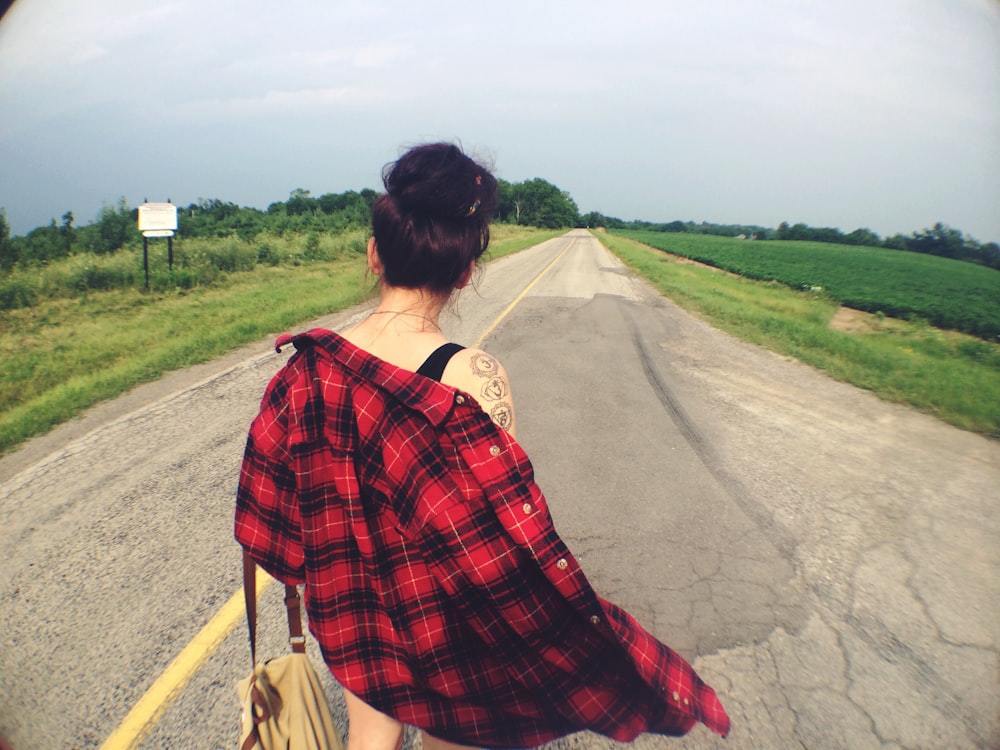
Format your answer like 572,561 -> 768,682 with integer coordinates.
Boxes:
0,225 -> 560,456
487,226 -> 565,260
593,231 -> 1000,438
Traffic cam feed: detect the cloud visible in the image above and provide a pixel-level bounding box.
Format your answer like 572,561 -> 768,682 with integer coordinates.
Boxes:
173,85 -> 388,120
68,42 -> 109,65
0,0 -> 185,79
352,43 -> 409,69
0,0 -> 997,240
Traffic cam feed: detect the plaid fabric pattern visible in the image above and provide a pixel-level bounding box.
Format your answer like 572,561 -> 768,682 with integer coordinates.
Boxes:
235,329 -> 730,747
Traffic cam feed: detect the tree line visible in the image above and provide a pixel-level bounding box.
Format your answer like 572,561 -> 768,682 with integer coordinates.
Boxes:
774,221 -> 999,269
2,179 -> 997,272
0,177 -> 579,272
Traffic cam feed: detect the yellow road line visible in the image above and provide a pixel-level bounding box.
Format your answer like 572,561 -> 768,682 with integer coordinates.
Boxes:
100,236 -> 572,748
474,240 -> 572,347
99,567 -> 273,750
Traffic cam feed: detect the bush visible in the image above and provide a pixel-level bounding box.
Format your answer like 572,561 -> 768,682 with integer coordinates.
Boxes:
256,241 -> 281,266
304,232 -> 322,260
64,251 -> 138,292
215,238 -> 257,272
0,271 -> 40,309
0,228 -> 373,311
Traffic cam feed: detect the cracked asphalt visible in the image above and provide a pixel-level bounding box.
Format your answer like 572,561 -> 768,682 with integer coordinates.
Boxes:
0,230 -> 996,749
691,336 -> 1000,750
480,233 -> 1000,749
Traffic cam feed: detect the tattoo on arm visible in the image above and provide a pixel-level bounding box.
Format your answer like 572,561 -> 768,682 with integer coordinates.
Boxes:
490,402 -> 514,432
470,353 -> 514,433
481,376 -> 508,402
469,353 -> 499,378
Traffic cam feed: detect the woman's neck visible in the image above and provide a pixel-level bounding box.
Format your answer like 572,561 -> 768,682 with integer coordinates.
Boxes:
372,287 -> 446,325
342,285 -> 448,363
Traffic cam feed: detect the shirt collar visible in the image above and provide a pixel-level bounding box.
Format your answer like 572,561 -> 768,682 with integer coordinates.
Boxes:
276,328 -> 459,427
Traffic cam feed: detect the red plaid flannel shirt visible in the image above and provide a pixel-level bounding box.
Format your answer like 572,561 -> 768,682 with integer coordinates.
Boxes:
235,329 -> 730,747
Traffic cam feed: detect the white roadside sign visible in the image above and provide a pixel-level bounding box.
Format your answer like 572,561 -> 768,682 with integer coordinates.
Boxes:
138,202 -> 178,233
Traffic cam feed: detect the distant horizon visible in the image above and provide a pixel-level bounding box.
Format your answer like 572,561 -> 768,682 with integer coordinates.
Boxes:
4,187 -> 996,246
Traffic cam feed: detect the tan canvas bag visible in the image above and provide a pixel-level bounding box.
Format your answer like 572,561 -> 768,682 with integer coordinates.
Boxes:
238,550 -> 343,750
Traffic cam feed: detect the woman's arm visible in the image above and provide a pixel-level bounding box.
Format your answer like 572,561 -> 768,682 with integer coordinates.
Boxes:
443,348 -> 517,439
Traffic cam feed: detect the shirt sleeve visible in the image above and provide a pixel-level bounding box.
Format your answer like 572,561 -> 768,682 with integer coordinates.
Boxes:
234,366 -> 306,584
417,408 -> 727,738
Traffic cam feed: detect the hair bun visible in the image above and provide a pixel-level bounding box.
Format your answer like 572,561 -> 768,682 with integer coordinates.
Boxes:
384,143 -> 493,220
372,142 -> 499,294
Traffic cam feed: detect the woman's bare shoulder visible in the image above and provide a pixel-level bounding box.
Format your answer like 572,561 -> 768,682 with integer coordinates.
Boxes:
442,348 -> 516,437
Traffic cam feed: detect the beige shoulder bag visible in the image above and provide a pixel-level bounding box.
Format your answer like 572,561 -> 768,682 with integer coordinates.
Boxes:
237,550 -> 343,750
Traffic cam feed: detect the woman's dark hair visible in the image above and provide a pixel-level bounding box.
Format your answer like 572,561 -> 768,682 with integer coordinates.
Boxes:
371,142 -> 498,295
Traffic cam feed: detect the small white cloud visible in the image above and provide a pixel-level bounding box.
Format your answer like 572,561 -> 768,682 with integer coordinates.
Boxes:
174,85 -> 386,120
70,43 -> 109,65
352,43 -> 408,68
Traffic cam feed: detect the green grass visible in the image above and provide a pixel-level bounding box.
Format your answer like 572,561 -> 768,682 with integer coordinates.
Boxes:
0,225 -> 559,455
595,231 -> 1000,438
616,230 -> 1000,341
0,262 -> 369,454
486,226 -> 565,260
0,229 -> 372,310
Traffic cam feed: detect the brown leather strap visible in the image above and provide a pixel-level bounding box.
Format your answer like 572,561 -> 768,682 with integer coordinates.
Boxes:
285,584 -> 306,653
242,548 -> 258,667
243,549 -> 307,663
241,727 -> 258,750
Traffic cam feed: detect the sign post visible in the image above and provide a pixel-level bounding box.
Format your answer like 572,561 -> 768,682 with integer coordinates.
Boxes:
138,200 -> 178,290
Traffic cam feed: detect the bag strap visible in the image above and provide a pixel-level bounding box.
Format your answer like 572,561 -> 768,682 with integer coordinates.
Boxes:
242,549 -> 307,668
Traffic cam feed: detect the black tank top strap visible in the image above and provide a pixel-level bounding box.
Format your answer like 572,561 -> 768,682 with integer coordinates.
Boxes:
416,343 -> 466,382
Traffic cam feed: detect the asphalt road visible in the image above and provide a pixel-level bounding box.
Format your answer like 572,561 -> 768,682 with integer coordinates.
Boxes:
0,230 -> 997,749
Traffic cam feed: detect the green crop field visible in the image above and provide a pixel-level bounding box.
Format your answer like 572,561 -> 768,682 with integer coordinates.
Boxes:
615,231 -> 1000,342
596,230 -> 1000,438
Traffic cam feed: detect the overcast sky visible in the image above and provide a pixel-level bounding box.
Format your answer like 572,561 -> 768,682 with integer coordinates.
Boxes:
1,0 -> 998,242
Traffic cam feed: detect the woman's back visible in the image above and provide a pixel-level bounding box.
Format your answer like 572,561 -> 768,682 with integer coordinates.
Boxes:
236,141 -> 727,749
341,310 -> 516,437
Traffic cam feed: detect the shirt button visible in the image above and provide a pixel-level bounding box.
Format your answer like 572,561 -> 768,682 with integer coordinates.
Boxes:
556,558 -> 568,570
672,691 -> 680,702
590,615 -> 600,625
456,394 -> 465,405
522,503 -> 532,514
489,445 -> 500,457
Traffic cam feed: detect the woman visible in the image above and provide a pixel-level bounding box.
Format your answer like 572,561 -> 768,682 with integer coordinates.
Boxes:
236,143 -> 729,750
